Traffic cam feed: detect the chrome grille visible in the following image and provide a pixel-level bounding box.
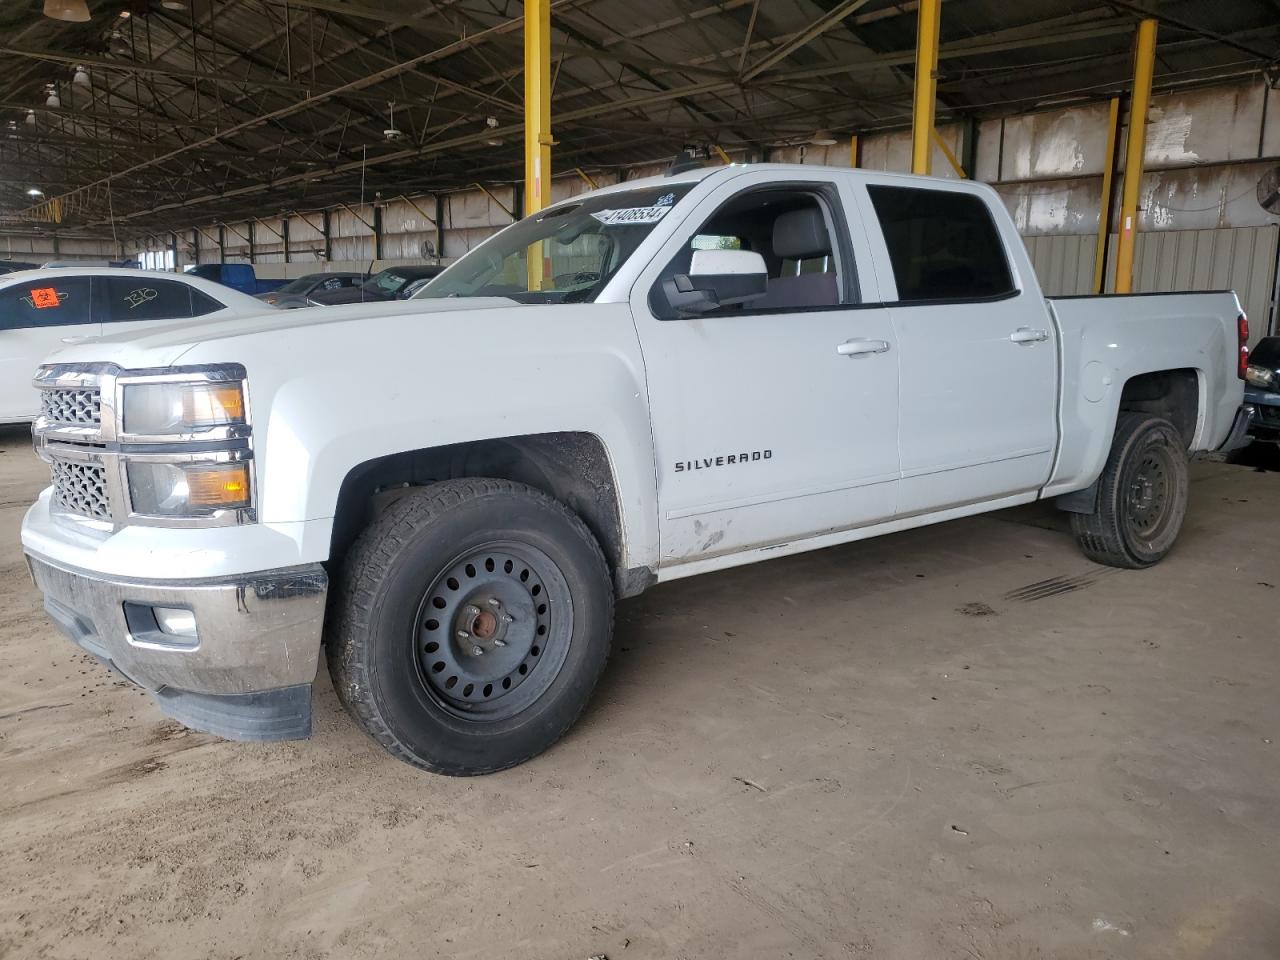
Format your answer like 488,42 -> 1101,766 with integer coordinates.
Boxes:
50,459 -> 111,520
40,387 -> 102,427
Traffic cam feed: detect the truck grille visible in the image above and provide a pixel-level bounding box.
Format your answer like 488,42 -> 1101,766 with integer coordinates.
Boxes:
40,387 -> 102,427
50,459 -> 112,520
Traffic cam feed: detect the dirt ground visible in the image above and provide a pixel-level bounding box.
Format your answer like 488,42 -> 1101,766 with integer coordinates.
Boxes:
1,425 -> 1277,960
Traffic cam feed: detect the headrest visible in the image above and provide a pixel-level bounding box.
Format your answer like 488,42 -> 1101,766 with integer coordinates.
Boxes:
772,207 -> 831,260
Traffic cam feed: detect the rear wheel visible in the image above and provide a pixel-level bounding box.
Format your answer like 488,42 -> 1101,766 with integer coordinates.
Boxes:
1070,413 -> 1189,568
328,478 -> 613,775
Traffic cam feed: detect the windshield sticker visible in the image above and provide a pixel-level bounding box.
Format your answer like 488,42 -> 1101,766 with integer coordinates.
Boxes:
655,193 -> 676,206
122,287 -> 159,309
27,287 -> 62,309
590,205 -> 672,226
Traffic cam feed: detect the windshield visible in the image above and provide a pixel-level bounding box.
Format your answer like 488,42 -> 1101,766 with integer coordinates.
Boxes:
362,270 -> 413,296
418,184 -> 692,303
276,276 -> 318,294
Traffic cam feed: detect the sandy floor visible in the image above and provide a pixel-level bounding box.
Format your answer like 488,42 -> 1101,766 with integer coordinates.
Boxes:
1,425 -> 1277,960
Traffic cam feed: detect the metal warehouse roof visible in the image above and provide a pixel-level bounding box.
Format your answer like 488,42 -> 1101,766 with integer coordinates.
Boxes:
1,0 -> 1277,235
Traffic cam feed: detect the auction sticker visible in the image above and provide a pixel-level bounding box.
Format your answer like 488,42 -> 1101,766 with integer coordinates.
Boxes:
591,205 -> 672,226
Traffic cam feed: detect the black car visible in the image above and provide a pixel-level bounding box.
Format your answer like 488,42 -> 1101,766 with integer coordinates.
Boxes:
307,264 -> 445,306
254,271 -> 366,309
1245,335 -> 1280,442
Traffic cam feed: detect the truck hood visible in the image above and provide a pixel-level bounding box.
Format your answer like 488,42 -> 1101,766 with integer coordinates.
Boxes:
43,296 -> 520,368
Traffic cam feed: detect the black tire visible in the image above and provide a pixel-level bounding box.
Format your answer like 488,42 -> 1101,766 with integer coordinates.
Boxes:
1070,412 -> 1189,569
327,478 -> 613,775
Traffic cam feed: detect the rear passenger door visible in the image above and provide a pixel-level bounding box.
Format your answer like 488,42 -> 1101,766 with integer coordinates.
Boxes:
98,275 -> 223,335
857,183 -> 1058,515
0,276 -> 99,421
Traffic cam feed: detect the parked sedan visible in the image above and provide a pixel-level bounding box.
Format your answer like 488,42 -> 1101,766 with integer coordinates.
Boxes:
307,264 -> 444,306
0,268 -> 263,423
255,271 -> 366,309
1245,335 -> 1280,442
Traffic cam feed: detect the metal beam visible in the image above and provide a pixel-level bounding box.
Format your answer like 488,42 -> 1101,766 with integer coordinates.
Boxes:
525,0 -> 551,290
1093,95 -> 1121,294
930,126 -> 964,177
1114,19 -> 1157,295
17,8 -> 549,220
741,0 -> 874,81
910,0 -> 942,174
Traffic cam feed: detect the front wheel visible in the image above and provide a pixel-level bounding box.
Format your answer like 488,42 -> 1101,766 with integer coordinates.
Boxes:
327,478 -> 613,775
1070,413 -> 1189,568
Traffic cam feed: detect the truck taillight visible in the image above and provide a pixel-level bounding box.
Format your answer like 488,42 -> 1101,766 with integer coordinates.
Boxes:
1238,312 -> 1249,380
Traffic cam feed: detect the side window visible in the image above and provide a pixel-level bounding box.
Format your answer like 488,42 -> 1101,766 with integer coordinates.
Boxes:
102,277 -> 195,323
0,277 -> 92,329
321,277 -> 344,290
650,186 -> 851,319
190,288 -> 225,317
867,185 -> 1015,303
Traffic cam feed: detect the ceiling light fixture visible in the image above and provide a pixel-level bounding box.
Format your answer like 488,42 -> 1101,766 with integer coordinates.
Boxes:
809,128 -> 837,146
45,87 -> 61,109
382,101 -> 403,141
72,66 -> 90,87
27,188 -> 44,197
43,0 -> 90,22
25,110 -> 36,126
484,115 -> 502,147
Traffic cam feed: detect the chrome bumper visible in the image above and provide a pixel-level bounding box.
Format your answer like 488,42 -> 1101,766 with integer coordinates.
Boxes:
26,553 -> 326,741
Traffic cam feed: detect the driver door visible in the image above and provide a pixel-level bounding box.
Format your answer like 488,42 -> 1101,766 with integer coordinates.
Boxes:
629,171 -> 901,567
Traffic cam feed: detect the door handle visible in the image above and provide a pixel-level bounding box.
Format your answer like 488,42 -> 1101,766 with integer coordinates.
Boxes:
837,338 -> 891,357
1009,327 -> 1049,344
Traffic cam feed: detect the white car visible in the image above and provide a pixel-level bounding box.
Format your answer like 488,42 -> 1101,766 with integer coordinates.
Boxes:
0,268 -> 263,423
22,163 -> 1249,775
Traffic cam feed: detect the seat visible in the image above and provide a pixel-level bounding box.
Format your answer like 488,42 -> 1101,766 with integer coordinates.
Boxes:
753,207 -> 840,311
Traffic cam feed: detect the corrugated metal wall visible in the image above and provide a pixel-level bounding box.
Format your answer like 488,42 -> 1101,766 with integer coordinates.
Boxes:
1027,225 -> 1278,343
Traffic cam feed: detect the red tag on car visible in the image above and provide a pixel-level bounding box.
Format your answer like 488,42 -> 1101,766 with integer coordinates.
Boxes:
31,287 -> 60,309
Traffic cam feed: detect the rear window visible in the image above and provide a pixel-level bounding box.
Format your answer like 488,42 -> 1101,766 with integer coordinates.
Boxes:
867,185 -> 1015,303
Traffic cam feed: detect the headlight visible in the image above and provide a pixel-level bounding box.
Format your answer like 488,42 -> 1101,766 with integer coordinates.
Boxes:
126,460 -> 252,517
1245,364 -> 1275,389
123,380 -> 245,435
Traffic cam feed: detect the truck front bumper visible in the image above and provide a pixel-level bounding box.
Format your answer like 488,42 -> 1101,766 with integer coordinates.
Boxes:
27,552 -> 327,741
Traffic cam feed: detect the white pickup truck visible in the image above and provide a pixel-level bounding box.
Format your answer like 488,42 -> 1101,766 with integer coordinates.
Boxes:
22,163 -> 1250,775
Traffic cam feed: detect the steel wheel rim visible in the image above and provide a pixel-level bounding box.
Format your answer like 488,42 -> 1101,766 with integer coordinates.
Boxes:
1124,447 -> 1175,540
413,540 -> 572,721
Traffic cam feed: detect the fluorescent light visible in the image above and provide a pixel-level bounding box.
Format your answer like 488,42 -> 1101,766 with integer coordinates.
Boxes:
27,188 -> 44,197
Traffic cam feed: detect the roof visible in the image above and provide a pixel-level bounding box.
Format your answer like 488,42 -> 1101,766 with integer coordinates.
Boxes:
1,0 -> 1277,236
0,265 -> 265,307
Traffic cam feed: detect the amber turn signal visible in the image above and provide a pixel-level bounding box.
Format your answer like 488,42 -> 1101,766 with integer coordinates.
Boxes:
185,463 -> 251,508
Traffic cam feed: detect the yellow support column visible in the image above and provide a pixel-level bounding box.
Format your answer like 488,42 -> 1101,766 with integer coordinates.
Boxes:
849,134 -> 859,168
1093,96 -> 1121,294
525,0 -> 551,290
1114,18 -> 1157,294
910,0 -> 941,175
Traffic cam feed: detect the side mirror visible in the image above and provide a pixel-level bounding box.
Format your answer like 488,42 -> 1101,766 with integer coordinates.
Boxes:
664,249 -> 768,316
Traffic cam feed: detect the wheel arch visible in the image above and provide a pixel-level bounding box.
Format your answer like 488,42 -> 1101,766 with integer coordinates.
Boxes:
328,431 -> 653,599
1117,367 -> 1201,448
